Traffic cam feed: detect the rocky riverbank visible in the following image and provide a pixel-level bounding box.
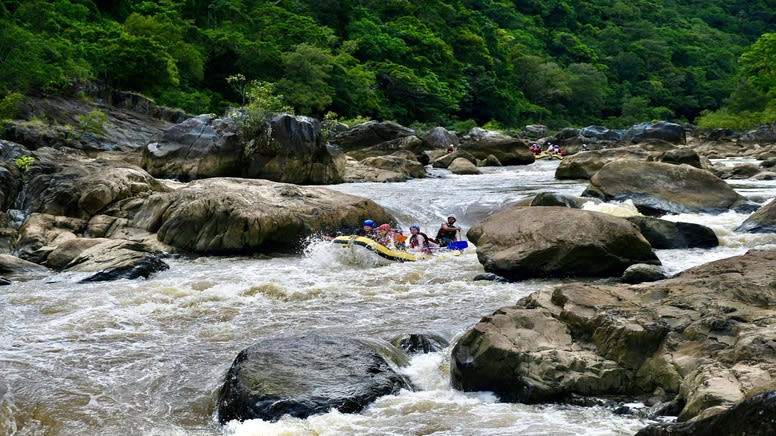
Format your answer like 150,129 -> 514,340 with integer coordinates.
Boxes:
2,91 -> 776,430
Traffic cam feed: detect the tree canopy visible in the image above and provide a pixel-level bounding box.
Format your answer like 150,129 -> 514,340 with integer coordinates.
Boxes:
1,0 -> 774,130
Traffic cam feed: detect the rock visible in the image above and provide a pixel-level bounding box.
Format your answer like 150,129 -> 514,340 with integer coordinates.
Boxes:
739,121 -> 776,144
451,305 -> 637,403
624,122 -> 686,145
19,148 -> 169,220
555,146 -> 651,180
635,390 -> 776,436
390,333 -> 449,354
342,156 -> 408,182
653,148 -> 703,168
582,161 -> 747,215
46,238 -> 169,281
626,216 -> 719,249
422,126 -> 458,149
15,213 -> 88,263
529,192 -> 586,208
143,113 -> 345,184
459,128 -> 534,165
431,149 -> 477,168
5,92 -> 180,152
131,178 -> 394,254
451,249 -> 776,421
216,335 -> 412,423
720,163 -> 763,179
478,154 -> 502,167
736,198 -> 776,233
360,154 -> 426,178
330,120 -> 415,151
524,124 -> 548,138
346,135 -> 427,162
467,206 -> 660,280
0,140 -> 28,211
448,157 -> 481,174
621,263 -> 666,284
0,253 -> 49,275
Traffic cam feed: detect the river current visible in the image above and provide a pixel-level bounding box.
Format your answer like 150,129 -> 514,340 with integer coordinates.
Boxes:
2,159 -> 776,435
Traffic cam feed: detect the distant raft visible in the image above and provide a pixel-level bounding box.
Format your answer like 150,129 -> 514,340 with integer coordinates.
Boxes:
534,152 -> 564,160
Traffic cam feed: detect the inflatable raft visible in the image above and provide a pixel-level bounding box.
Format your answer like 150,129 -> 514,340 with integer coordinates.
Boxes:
534,152 -> 563,160
332,235 -> 419,262
332,236 -> 469,263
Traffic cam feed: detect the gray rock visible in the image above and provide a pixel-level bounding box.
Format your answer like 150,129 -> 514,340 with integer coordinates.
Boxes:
626,216 -> 718,249
736,198 -> 776,233
621,263 -> 666,284
216,335 -> 412,423
467,206 -> 660,280
583,161 -> 747,215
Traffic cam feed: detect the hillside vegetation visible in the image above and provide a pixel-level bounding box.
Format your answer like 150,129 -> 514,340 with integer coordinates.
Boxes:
1,0 -> 774,130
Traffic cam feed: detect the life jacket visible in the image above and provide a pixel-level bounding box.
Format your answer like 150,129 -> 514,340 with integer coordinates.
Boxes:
436,226 -> 457,243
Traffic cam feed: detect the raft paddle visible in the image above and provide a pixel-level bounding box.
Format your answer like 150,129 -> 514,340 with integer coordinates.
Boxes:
447,240 -> 468,250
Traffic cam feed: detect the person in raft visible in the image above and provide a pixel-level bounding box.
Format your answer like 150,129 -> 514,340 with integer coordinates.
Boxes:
408,224 -> 436,254
436,216 -> 462,246
375,223 -> 398,247
357,219 -> 376,239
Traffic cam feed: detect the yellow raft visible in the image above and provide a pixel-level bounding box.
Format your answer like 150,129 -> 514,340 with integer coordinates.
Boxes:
534,152 -> 563,160
332,235 -> 419,262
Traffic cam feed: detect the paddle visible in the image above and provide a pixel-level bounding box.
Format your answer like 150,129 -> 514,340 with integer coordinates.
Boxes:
447,240 -> 468,250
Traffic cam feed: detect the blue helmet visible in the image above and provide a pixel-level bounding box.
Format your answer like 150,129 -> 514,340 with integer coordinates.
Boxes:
363,219 -> 375,227
410,224 -> 420,231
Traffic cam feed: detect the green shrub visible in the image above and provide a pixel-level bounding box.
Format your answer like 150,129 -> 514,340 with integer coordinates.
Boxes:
0,92 -> 24,120
77,110 -> 108,135
15,155 -> 35,180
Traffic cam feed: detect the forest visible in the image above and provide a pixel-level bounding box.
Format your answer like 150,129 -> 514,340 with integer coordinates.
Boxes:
1,0 -> 775,131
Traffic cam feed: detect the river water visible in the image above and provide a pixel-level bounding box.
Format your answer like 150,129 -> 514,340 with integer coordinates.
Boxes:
2,159 -> 776,435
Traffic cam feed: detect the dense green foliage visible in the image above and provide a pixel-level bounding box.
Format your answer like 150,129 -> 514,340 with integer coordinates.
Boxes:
1,0 -> 774,129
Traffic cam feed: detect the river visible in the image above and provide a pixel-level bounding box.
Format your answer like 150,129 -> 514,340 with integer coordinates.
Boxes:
2,159 -> 775,435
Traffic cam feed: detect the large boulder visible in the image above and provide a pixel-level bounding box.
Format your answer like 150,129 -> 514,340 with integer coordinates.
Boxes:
216,335 -> 412,423
626,216 -> 719,249
458,128 -> 534,165
129,178 -> 394,254
359,154 -> 427,179
582,161 -> 748,215
736,198 -> 776,233
62,239 -> 169,282
4,92 -> 182,152
447,157 -> 481,175
330,120 -> 415,151
143,114 -> 344,184
623,122 -> 686,145
18,148 -> 170,220
421,126 -> 459,149
547,126 -> 624,153
345,135 -> 427,162
636,390 -> 776,436
555,146 -> 651,180
451,249 -> 776,422
467,206 -> 660,280
342,157 -> 409,183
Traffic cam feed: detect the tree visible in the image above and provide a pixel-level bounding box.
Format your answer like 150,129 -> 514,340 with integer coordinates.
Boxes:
277,43 -> 334,115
